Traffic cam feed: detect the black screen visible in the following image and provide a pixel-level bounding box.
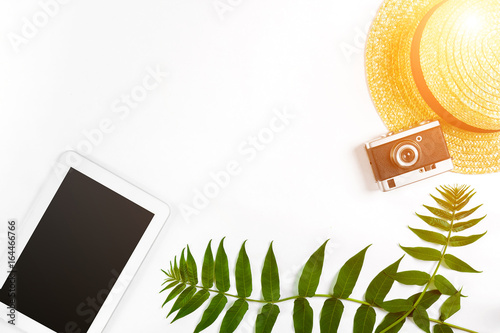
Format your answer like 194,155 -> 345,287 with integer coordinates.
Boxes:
0,168 -> 154,333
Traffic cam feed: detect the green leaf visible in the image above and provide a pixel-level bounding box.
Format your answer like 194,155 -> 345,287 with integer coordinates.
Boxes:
202,240 -> 215,289
433,323 -> 454,333
293,298 -> 313,333
443,254 -> 481,273
449,232 -> 487,247
399,246 -> 441,261
167,286 -> 196,317
365,257 -> 402,306
440,292 -> 461,321
172,289 -> 210,323
409,227 -> 447,245
333,245 -> 370,298
452,216 -> 486,232
375,312 -> 405,333
186,246 -> 199,285
423,205 -> 453,221
262,242 -> 280,302
256,303 -> 280,333
215,238 -> 230,292
413,305 -> 430,333
235,241 -> 252,298
160,280 -> 179,293
433,275 -> 457,296
320,298 -> 344,333
454,204 -> 482,221
220,299 -> 249,333
162,283 -> 186,307
416,213 -> 451,232
381,299 -> 413,313
173,256 -> 180,280
407,290 -> 441,309
395,270 -> 430,286
456,190 -> 475,211
179,249 -> 188,282
353,305 -> 376,333
430,194 -> 454,212
319,298 -> 344,333
436,187 -> 455,206
194,293 -> 228,333
298,240 -> 329,297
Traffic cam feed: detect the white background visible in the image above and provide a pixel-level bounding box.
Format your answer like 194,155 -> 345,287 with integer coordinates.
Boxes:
0,0 -> 499,332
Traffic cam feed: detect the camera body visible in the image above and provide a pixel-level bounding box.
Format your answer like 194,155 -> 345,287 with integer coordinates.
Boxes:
365,121 -> 453,191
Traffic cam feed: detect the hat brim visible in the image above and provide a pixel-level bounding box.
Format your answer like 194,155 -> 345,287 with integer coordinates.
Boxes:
366,0 -> 500,174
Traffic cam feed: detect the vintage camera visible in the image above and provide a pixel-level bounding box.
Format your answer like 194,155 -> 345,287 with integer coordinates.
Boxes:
365,121 -> 453,191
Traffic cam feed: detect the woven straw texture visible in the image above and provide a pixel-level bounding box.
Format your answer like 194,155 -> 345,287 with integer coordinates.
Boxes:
366,0 -> 500,174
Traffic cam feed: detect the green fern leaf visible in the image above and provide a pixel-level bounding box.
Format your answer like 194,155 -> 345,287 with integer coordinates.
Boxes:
399,246 -> 441,261
449,232 -> 487,247
375,312 -> 405,333
443,254 -> 481,273
293,298 -> 313,333
215,238 -> 230,292
423,205 -> 452,221
365,257 -> 402,306
167,285 -> 196,317
220,299 -> 249,333
433,323 -> 453,333
194,293 -> 228,333
353,305 -> 376,333
171,289 -> 210,323
298,240 -> 328,297
433,275 -> 457,296
256,303 -> 280,333
262,242 -> 280,302
202,240 -> 214,288
408,227 -> 447,245
452,216 -> 486,232
186,245 -> 198,285
439,291 -> 461,321
454,205 -> 482,221
162,283 -> 186,307
235,240 -> 252,298
413,305 -> 430,333
430,194 -> 453,212
320,298 -> 344,333
333,245 -> 370,299
394,270 -> 430,286
407,290 -> 441,309
415,213 -> 451,232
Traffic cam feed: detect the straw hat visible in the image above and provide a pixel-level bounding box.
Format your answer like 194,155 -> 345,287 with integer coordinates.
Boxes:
366,0 -> 500,174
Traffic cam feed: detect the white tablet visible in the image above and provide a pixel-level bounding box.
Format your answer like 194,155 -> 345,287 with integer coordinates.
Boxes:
0,151 -> 170,333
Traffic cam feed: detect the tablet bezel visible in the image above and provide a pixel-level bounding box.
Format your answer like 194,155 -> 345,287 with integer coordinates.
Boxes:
0,151 -> 170,333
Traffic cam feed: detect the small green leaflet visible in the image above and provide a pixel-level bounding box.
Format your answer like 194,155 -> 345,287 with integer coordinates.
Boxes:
171,289 -> 210,323
220,299 -> 249,333
162,283 -> 186,307
374,312 -> 405,333
186,246 -> 198,285
293,298 -> 313,333
381,299 -> 413,313
435,187 -> 455,206
454,204 -> 482,220
333,245 -> 370,299
395,270 -> 430,286
408,227 -> 447,245
433,275 -> 457,295
179,249 -> 188,282
353,305 -> 376,333
455,189 -> 475,211
194,293 -> 228,333
262,242 -> 280,302
320,298 -> 344,333
160,280 -> 179,293
452,215 -> 485,232
298,240 -> 329,297
415,213 -> 451,232
413,305 -> 430,333
235,241 -> 252,298
167,285 -> 196,317
202,240 -> 215,288
407,290 -> 441,309
215,238 -> 230,292
430,194 -> 454,212
365,257 -> 402,306
433,324 -> 454,333
448,232 -> 487,247
443,254 -> 481,273
256,303 -> 280,333
399,246 -> 441,261
440,291 -> 461,321
423,205 -> 452,221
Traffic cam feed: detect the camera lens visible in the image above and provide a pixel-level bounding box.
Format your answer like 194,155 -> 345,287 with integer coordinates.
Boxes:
400,148 -> 416,163
391,141 -> 420,168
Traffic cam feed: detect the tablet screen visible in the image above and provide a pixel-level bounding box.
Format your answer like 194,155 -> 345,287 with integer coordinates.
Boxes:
0,167 -> 154,333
